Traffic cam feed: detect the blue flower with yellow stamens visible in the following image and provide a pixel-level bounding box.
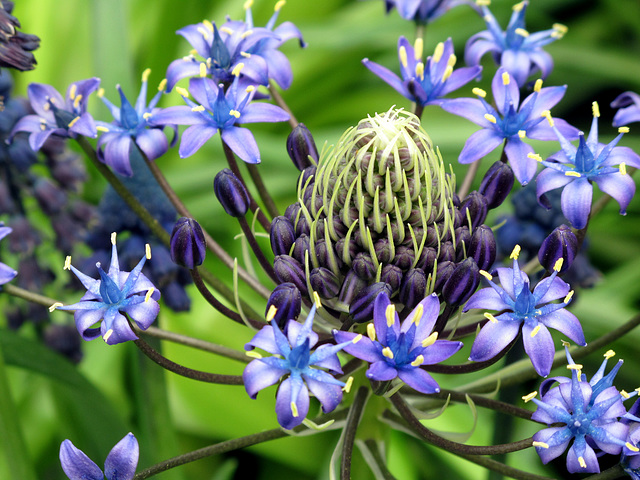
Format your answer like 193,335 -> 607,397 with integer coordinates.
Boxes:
383,0 -> 468,24
60,433 -> 139,480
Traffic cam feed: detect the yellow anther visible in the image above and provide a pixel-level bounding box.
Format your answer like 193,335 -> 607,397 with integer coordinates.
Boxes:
541,110 -> 554,127
191,105 -> 205,112
510,245 -> 521,260
342,376 -> 354,393
528,152 -> 543,162
476,0 -> 491,6
64,256 -> 72,270
240,51 -> 252,58
158,79 -> 167,92
111,232 -> 117,245
73,94 -> 83,110
412,304 -> 424,326
619,126 -> 630,134
532,441 -> 549,449
232,63 -> 244,77
502,71 -> 510,85
274,0 -> 286,12
484,113 -> 497,124
565,171 -> 581,177
530,325 -> 541,338
145,288 -> 155,302
243,0 -> 254,9
352,334 -> 363,344
290,401 -> 299,417
176,86 -> 189,98
49,302 -> 63,312
241,30 -> 254,39
472,87 -> 487,98
415,62 -> 424,81
40,122 -> 46,131
621,390 -> 631,399
145,243 -> 151,259
604,350 -> 616,359
414,37 -> 423,60
367,323 -> 376,341
567,363 -> 583,370
67,116 -> 80,128
515,28 -> 529,38
552,23 -> 568,36
266,305 -> 277,322
553,258 -> 564,272
479,270 -> 492,281
411,355 -> 425,367
620,163 -> 627,175
421,331 -> 438,348
69,84 -> 77,100
197,27 -> 209,39
561,340 -> 571,347
534,79 -> 543,92
592,101 -> 600,118
518,129 -> 526,139
202,19 -> 213,32
141,68 -> 151,83
245,85 -> 255,93
522,391 -> 538,402
142,113 -> 152,120
382,347 -> 394,359
220,27 -> 233,36
97,125 -> 110,132
484,312 -> 498,324
512,1 -> 525,12
432,42 -> 444,63
199,63 -> 207,77
246,350 -> 262,359
399,46 -> 408,68
312,291 -> 322,309
442,65 -> 453,81
189,49 -> 198,56
578,457 -> 587,469
229,109 -> 241,118
636,387 -> 640,393
447,54 -> 457,68
104,329 -> 114,342
385,304 -> 396,327
627,442 -> 640,453
563,290 -> 574,304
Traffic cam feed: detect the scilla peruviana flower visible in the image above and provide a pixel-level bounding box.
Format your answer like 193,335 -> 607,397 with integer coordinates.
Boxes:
52,232 -> 160,345
0,222 -> 17,284
60,432 -> 138,480
383,0 -> 467,24
611,91 -> 640,127
463,245 -> 585,377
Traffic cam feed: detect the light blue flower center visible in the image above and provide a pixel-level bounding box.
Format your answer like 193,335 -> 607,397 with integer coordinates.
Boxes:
288,339 -> 311,372
512,281 -> 539,319
98,266 -> 125,305
118,87 -> 140,131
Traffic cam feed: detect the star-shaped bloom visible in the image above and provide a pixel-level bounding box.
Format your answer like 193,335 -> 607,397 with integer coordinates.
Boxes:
528,348 -> 635,474
535,102 -> 640,229
465,0 -> 566,87
54,233 -> 160,345
363,37 -> 482,107
243,299 -> 352,430
622,399 -> 640,478
334,292 -> 463,394
463,245 -> 585,377
94,69 -> 177,177
383,0 -> 468,24
60,432 -> 139,480
0,222 -> 17,284
151,67 -> 289,163
611,91 -> 640,127
10,78 -> 100,151
441,67 -> 578,184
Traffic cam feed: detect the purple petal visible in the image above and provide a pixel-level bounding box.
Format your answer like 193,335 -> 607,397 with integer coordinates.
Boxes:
334,330 -> 381,363
441,98 -> 494,128
495,266 -> 526,299
28,83 -> 63,120
29,128 -> 58,151
275,377 -> 309,429
59,439 -> 104,480
373,293 -> 391,342
536,168 -> 572,206
464,35 -> 498,67
592,422 -> 627,454
528,117 -> 579,141
101,134 -> 134,176
69,112 -> 97,138
522,86 -> 567,122
176,24 -> 210,58
500,50 -> 531,87
102,310 -> 138,345
492,67 -> 520,114
243,359 -> 287,398
104,433 -> 139,480
397,367 -> 440,394
534,276 -> 570,304
150,106 -> 206,127
560,177 -> 592,229
528,50 -> 554,80
304,374 -> 343,413
11,114 -> 48,135
504,138 -> 536,185
245,325 -> 279,355
311,344 -> 342,373
286,319 -> 318,349
469,319 -> 520,362
124,298 -> 159,330
221,127 -> 260,164
366,360 -> 398,382
464,287 -> 509,312
541,309 -> 585,346
165,59 -> 202,92
440,66 -> 483,97
532,427 -> 572,464
241,102 -> 290,124
603,146 -> 640,169
74,307 -> 107,341
263,49 -> 293,89
420,340 -> 463,365
402,293 -> 439,347
179,124 -> 218,158
458,128 -> 504,164
135,128 -> 169,161
362,59 -> 410,100
593,171 -> 636,215
0,262 -> 17,284
522,323 -> 554,377
566,440 -> 599,473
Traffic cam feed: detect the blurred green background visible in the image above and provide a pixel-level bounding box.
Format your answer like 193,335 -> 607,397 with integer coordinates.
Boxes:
3,0 -> 640,479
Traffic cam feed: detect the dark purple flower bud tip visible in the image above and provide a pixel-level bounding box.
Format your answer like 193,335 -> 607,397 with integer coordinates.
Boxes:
469,225 -> 496,271
273,255 -> 308,295
270,216 -> 296,256
287,123 -> 318,171
214,168 -> 250,217
479,161 -> 515,209
442,258 -> 480,307
266,283 -> 302,328
170,217 -> 206,269
538,225 -> 578,273
349,282 -> 392,323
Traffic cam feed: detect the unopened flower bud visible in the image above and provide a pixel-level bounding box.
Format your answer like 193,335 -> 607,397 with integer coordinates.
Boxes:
273,255 -> 308,295
213,168 -> 249,217
469,225 -> 496,271
352,252 -> 376,279
538,225 -> 578,273
270,216 -> 296,256
266,283 -> 302,328
350,282 -> 392,323
399,268 -> 427,310
438,241 -> 456,263
433,260 -> 455,293
459,192 -> 488,230
291,233 -> 310,264
392,245 -> 415,271
170,217 -> 206,269
479,161 -> 515,209
287,123 -> 319,171
380,264 -> 403,294
442,258 -> 480,306
338,268 -> 367,305
310,267 -> 341,299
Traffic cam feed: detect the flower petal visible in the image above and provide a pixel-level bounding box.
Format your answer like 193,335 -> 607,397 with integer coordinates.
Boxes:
243,358 -> 287,398
469,317 -> 520,362
532,427 -> 572,464
179,124 -> 218,158
366,360 -> 398,382
275,377 -> 309,429
221,127 -> 260,164
103,433 -> 139,480
241,102 -> 290,124
504,137 -> 536,185
458,128 -> 504,164
304,374 -> 343,413
522,323 -> 554,377
59,439 -> 104,480
593,171 -> 636,216
135,128 -> 169,161
560,177 -> 592,229
398,366 -> 440,394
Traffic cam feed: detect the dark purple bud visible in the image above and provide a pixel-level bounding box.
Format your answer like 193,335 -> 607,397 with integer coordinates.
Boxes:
433,260 -> 455,294
315,238 -> 341,270
392,245 -> 415,271
374,238 -> 393,264
299,166 -> 316,189
479,161 -> 515,209
459,192 -> 488,230
350,282 -> 392,323
469,225 -> 496,271
538,225 -> 578,273
266,283 -> 302,328
380,264 -> 403,294
294,212 -> 310,237
284,203 -> 301,224
442,258 -> 480,307
287,123 -> 319,171
399,268 -> 427,310
416,247 -> 437,273
50,154 -> 87,192
291,233 -> 310,264
33,177 -> 67,215
270,216 -> 296,256
352,252 -> 376,279
170,217 -> 206,269
338,268 -> 367,305
273,255 -> 308,295
335,236 -> 358,264
454,227 -> 471,261
214,168 -> 249,217
309,267 -> 340,299
438,241 -> 456,263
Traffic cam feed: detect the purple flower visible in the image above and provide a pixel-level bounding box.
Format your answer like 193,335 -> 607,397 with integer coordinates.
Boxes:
441,67 -> 578,184
60,432 -> 138,480
363,37 -> 481,107
94,69 -> 177,176
465,0 -> 566,87
334,292 -> 463,394
383,0 -> 468,24
612,92 -> 640,127
463,245 -> 585,377
151,69 -> 289,163
10,78 -> 100,151
54,233 -> 160,345
536,102 -> 640,229
622,399 -> 640,477
0,223 -> 17,284
243,301 -> 351,430
528,347 -> 633,474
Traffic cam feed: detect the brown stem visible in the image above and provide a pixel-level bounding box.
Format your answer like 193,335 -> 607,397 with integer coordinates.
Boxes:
268,81 -> 298,128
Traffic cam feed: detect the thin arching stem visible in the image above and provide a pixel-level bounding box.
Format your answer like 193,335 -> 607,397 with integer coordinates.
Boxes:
246,163 -> 280,219
341,387 -> 370,480
237,216 -> 278,283
268,80 -> 298,128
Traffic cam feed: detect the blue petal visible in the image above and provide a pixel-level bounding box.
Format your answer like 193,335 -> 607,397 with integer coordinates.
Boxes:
420,339 -> 463,365
458,128 -> 504,164
500,49 -> 531,87
560,177 -> 593,229
74,307 -> 108,341
243,358 -> 288,398
27,82 -> 63,120
535,168 -> 572,208
398,366 -> 440,394
103,433 -> 139,480
221,126 -> 261,164
492,67 -> 520,115
102,310 -> 138,345
245,325 -> 280,355
366,360 -> 398,382
469,317 -> 520,362
304,373 -> 344,413
179,125 -> 218,158
275,377 -> 309,429
334,330 -> 382,364
100,134 -> 133,176
240,102 -> 290,124
522,322 -> 554,377
362,58 -> 411,101
593,171 -> 636,215
566,438 -> 600,473
532,427 -> 572,464
136,128 -> 169,161
504,137 -> 536,185
124,298 -> 159,330
441,98 -> 495,128
464,287 -> 510,312
59,439 -> 104,480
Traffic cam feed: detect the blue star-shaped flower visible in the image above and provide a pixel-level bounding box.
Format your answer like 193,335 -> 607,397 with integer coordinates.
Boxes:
94,69 -> 177,177
465,0 -> 566,87
622,398 -> 640,478
243,300 -> 351,430
383,0 -> 467,24
151,68 -> 289,163
0,223 -> 17,285
60,432 -> 138,480
363,37 -> 482,107
442,67 -> 578,184
55,233 -> 160,345
528,347 -> 636,474
10,78 -> 100,150
536,102 -> 640,229
463,245 -> 586,377
334,292 -> 463,394
611,91 -> 640,127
